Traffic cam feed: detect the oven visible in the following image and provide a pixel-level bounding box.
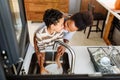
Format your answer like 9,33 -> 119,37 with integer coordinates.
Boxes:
108,16 -> 120,45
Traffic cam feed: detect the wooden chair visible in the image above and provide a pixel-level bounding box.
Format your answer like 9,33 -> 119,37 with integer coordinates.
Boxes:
84,3 -> 107,38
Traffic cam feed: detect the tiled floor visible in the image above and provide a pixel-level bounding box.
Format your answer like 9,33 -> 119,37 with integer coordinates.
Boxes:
27,21 -> 106,47
69,30 -> 106,46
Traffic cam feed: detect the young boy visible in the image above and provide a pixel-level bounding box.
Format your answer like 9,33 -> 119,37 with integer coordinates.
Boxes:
34,9 -> 65,74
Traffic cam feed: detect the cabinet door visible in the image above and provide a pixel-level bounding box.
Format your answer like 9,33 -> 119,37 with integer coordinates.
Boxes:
25,3 -> 58,12
24,0 -> 69,21
26,12 -> 43,21
58,0 -> 69,13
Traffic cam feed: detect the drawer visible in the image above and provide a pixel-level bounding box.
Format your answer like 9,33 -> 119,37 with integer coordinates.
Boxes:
26,12 -> 44,21
58,5 -> 69,13
25,3 -> 58,12
24,0 -> 59,3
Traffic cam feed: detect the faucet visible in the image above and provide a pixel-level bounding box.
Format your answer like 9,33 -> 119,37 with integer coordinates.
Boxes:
53,40 -> 76,74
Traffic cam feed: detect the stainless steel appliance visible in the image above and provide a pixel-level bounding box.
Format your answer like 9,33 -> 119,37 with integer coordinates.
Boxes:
109,17 -> 120,45
0,0 -> 29,79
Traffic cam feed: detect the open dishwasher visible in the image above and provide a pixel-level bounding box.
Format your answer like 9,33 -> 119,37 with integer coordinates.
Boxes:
87,46 -> 120,74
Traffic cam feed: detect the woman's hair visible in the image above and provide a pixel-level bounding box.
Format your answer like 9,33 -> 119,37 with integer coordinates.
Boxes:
43,9 -> 63,27
70,11 -> 93,31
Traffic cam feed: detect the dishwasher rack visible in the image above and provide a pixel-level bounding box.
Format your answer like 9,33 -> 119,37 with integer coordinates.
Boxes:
87,47 -> 120,74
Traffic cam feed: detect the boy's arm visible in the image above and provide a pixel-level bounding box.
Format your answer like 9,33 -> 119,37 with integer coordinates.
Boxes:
56,32 -> 67,56
33,34 -> 40,55
34,34 -> 45,62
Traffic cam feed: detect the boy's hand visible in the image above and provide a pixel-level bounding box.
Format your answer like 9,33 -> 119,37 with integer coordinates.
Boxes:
57,46 -> 66,56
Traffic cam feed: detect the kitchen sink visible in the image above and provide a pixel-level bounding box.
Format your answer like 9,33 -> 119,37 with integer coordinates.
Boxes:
28,51 -> 70,74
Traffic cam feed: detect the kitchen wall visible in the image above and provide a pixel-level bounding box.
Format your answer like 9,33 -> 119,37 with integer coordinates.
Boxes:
69,0 -> 81,14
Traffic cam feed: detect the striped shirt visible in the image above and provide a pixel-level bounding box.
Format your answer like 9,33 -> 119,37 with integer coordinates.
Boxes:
35,26 -> 64,52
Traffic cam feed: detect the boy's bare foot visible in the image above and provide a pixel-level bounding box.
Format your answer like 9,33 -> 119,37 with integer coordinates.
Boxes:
40,68 -> 49,74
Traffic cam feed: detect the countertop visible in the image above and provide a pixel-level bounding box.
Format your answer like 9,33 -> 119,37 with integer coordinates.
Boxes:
23,45 -> 97,74
66,46 -> 95,74
97,0 -> 120,20
66,46 -> 120,74
22,44 -> 120,74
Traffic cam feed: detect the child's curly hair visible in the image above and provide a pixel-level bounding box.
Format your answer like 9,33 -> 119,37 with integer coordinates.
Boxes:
70,11 -> 93,31
43,9 -> 63,27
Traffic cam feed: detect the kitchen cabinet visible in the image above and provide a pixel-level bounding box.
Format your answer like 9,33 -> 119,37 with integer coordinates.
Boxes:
24,0 -> 69,21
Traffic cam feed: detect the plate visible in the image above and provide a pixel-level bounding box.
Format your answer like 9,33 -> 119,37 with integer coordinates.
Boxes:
45,64 -> 63,74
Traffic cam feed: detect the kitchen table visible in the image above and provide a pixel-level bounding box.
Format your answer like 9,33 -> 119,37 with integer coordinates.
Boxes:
96,0 -> 120,45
